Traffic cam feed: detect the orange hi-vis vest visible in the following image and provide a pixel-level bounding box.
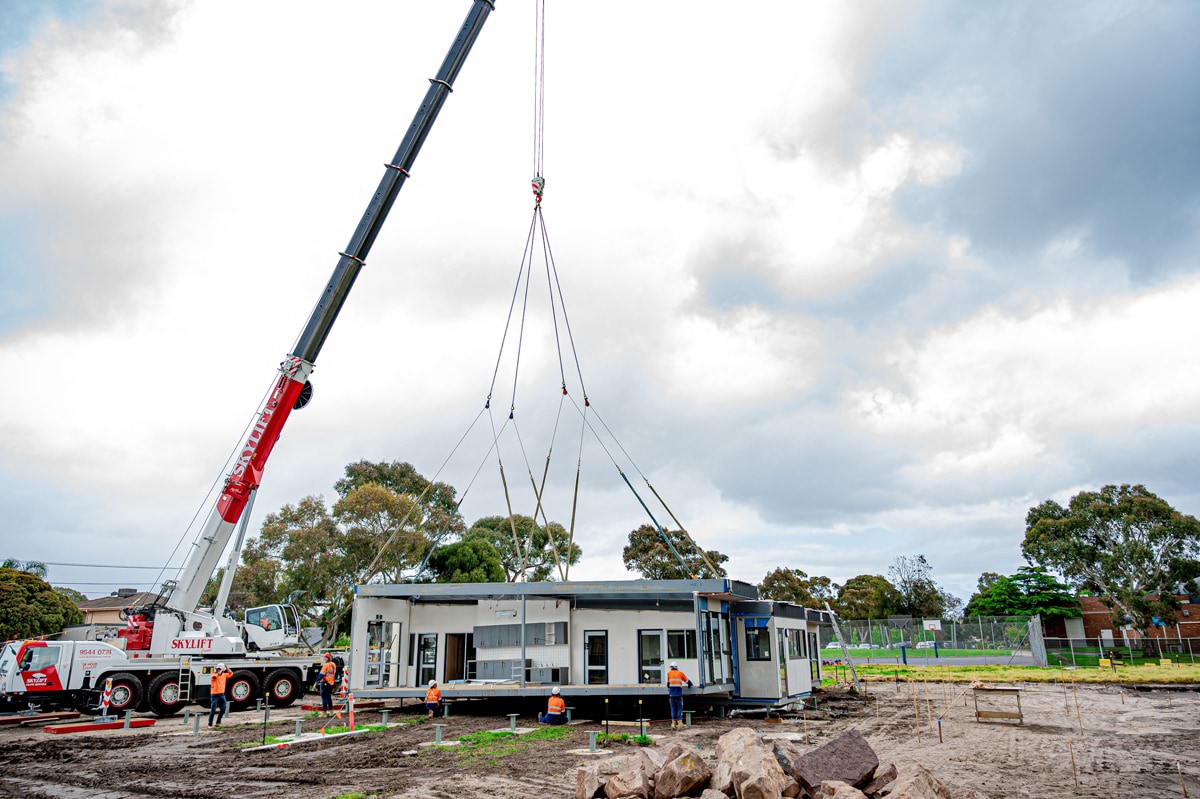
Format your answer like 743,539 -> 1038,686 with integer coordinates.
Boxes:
426,686 -> 442,704
210,670 -> 229,694
667,668 -> 689,688
547,695 -> 566,715
320,661 -> 337,685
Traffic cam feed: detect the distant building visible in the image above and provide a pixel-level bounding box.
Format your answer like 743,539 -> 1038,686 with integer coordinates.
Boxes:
1043,594 -> 1200,644
77,588 -> 165,626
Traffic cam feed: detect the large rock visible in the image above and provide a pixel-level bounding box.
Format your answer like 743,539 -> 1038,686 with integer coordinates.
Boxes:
605,752 -> 652,799
655,750 -> 713,799
711,728 -> 761,796
771,739 -> 804,774
818,781 -> 869,799
700,791 -> 729,799
577,754 -> 650,799
790,730 -> 879,792
731,741 -> 790,799
578,756 -> 627,799
877,765 -> 951,799
862,764 -> 897,796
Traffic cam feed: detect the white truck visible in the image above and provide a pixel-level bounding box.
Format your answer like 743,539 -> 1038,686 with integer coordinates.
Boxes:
0,0 -> 496,718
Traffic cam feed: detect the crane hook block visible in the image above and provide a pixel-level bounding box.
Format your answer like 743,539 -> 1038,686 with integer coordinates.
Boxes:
531,176 -> 545,204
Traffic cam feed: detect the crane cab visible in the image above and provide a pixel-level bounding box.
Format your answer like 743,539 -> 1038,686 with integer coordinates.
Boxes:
242,603 -> 302,652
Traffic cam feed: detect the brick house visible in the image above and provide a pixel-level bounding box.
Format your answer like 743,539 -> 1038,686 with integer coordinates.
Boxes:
77,589 -> 165,626
1043,594 -> 1200,643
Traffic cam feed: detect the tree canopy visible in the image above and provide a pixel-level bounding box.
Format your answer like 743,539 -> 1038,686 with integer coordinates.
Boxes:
622,525 -> 728,580
1022,484 -> 1200,634
2,558 -> 47,578
0,567 -> 83,639
465,514 -> 581,582
758,568 -> 838,608
963,566 -> 1079,619
835,575 -> 903,619
888,555 -> 956,618
427,539 -> 506,583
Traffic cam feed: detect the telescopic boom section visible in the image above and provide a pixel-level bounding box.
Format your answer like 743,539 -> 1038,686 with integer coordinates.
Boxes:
168,0 -> 496,616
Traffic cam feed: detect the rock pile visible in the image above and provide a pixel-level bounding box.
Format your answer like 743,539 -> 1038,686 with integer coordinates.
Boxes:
576,727 -> 976,799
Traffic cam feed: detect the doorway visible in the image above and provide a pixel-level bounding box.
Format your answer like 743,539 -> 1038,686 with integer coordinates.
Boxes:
417,633 -> 438,686
365,621 -> 401,689
585,630 -> 608,684
638,629 -> 665,684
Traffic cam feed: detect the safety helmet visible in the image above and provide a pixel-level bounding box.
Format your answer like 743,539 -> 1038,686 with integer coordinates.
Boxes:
323,653 -> 332,660
669,662 -> 678,669
429,680 -> 437,687
217,663 -> 226,670
551,686 -> 561,695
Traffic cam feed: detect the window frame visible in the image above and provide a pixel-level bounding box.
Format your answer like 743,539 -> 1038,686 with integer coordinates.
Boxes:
667,628 -> 697,660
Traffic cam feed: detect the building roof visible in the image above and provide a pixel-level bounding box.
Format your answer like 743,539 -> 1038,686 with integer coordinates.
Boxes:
356,577 -> 758,604
78,592 -> 164,610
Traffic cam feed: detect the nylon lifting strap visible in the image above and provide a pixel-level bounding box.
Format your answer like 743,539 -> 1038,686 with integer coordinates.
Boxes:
618,468 -> 695,579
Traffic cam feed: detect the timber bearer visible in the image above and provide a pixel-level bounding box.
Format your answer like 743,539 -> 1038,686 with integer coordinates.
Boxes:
666,661 -> 693,730
538,686 -> 566,725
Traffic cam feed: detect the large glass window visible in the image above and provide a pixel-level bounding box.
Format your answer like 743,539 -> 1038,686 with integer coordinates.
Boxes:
667,629 -> 697,660
745,627 -> 771,661
417,633 -> 438,686
784,629 -> 807,659
585,630 -> 608,685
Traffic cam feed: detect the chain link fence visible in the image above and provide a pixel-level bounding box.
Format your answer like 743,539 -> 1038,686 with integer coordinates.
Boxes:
1044,636 -> 1199,667
818,616 -> 1033,662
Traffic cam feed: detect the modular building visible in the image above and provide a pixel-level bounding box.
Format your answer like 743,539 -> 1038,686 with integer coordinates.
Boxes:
346,578 -> 831,707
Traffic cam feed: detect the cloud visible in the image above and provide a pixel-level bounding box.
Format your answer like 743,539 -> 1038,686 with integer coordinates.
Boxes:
1,1 -> 1198,605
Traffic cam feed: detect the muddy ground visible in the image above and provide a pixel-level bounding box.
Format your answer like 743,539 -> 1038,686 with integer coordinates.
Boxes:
1,683 -> 1197,799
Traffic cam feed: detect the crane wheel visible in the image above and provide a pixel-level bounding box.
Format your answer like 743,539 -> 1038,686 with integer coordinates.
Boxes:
228,670 -> 260,711
264,670 -> 301,707
101,672 -> 143,714
147,672 -> 185,717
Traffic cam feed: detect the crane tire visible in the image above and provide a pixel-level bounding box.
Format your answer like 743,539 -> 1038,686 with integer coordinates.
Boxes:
228,670 -> 260,711
101,672 -> 143,714
264,669 -> 301,707
147,672 -> 185,717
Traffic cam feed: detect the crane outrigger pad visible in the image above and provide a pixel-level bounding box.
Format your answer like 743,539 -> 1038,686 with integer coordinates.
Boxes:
43,718 -> 156,734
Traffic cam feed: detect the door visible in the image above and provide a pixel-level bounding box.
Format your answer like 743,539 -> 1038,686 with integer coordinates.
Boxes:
638,630 -> 665,684
777,629 -> 789,696
16,642 -> 68,694
417,634 -> 438,686
809,632 -> 820,682
585,630 -> 608,684
365,621 -> 401,689
444,634 -> 465,682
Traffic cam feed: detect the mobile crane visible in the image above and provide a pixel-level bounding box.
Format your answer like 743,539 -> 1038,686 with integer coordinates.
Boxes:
0,0 -> 496,717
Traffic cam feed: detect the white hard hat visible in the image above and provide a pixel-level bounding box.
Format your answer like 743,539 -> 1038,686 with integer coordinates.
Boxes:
217,663 -> 226,670
551,686 -> 561,695
670,662 -> 678,669
429,680 -> 437,687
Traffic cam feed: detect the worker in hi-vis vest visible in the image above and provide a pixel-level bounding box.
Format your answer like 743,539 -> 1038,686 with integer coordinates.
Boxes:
538,686 -> 567,725
208,663 -> 233,728
666,661 -> 693,730
319,653 -> 337,715
425,680 -> 442,719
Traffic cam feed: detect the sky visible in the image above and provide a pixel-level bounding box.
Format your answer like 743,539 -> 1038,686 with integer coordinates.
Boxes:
1,0 -> 1198,603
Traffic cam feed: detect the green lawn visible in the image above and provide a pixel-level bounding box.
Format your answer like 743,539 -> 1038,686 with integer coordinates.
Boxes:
821,647 -> 1013,659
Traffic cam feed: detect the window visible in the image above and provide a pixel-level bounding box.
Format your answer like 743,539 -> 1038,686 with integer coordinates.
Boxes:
667,629 -> 697,660
745,627 -> 771,661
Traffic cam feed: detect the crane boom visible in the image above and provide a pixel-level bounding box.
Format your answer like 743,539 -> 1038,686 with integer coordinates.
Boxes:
166,0 -> 496,620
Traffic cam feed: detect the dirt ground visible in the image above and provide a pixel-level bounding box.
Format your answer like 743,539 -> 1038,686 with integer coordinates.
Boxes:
1,683 -> 1197,799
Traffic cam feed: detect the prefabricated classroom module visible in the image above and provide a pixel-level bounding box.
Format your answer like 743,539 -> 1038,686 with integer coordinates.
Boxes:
347,578 -> 833,706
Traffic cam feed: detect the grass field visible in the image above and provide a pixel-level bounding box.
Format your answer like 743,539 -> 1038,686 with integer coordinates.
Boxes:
850,662 -> 1200,684
820,647 -> 1013,659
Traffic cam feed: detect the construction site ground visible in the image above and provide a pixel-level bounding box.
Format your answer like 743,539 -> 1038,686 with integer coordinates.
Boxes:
1,682 -> 1197,799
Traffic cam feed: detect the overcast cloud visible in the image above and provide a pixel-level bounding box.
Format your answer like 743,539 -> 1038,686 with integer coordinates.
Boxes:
1,0 -> 1198,603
